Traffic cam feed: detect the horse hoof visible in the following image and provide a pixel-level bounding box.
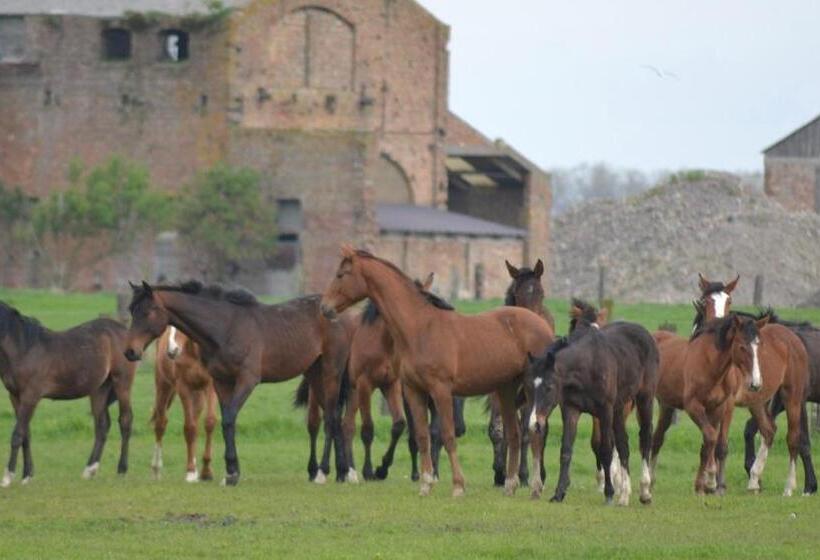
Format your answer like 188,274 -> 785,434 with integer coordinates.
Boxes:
452,486 -> 465,498
151,468 -> 162,481
639,495 -> 652,505
313,470 -> 327,485
362,468 -> 375,481
411,472 -> 419,482
617,495 -> 630,507
1,468 -> 13,488
222,473 -> 239,486
347,468 -> 360,484
21,476 -> 31,486
375,466 -> 389,480
82,462 -> 100,480
185,471 -> 199,483
493,471 -> 505,487
503,477 -> 519,497
419,485 -> 431,497
549,494 -> 564,503
200,469 -> 213,482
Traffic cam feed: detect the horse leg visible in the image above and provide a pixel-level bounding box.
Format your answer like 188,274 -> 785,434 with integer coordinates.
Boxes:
305,384 -> 321,482
4,395 -> 36,487
590,417 -> 604,492
798,402 -> 817,495
782,391 -> 804,497
612,405 -> 632,506
404,383 -> 434,496
743,415 -> 759,478
528,405 -> 550,499
200,386 -> 217,481
318,357 -> 349,483
597,405 -> 616,504
375,381 -> 406,481
180,386 -> 202,482
649,404 -> 675,484
428,383 -> 466,498
487,395 -> 507,487
635,393 -> 655,505
358,379 -> 376,481
517,404 -> 531,486
82,386 -> 111,480
685,400 -> 719,495
429,400 -> 443,481
746,402 -> 775,493
403,396 -> 420,481
214,374 -> 258,486
550,404 -> 581,503
151,377 -> 174,480
497,388 -> 522,496
341,379 -> 359,483
15,395 -> 33,484
112,378 -> 134,475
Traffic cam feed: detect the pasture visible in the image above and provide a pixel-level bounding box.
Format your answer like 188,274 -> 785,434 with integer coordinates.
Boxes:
1,289 -> 820,559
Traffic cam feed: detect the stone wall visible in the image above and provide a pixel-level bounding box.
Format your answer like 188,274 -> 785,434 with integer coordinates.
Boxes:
764,157 -> 818,212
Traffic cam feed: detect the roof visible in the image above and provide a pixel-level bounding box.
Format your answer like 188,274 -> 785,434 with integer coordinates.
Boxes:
0,0 -> 248,17
763,113 -> 820,156
376,203 -> 526,239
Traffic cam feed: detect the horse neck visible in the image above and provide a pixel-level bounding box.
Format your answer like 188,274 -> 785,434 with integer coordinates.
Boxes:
157,291 -> 232,353
698,335 -> 735,383
359,258 -> 433,350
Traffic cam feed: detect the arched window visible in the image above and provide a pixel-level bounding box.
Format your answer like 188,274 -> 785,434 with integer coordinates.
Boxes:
270,7 -> 354,90
373,154 -> 413,204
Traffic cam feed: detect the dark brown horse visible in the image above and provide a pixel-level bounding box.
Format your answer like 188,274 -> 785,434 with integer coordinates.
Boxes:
487,259 -> 554,486
0,302 -> 137,486
321,246 -> 554,497
151,326 -> 218,482
683,314 -> 808,495
124,281 -> 355,485
528,300 -> 658,505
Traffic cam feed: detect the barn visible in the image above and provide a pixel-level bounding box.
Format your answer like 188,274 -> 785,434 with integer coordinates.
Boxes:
0,0 -> 551,297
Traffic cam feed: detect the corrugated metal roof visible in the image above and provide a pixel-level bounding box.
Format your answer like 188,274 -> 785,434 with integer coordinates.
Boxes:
376,203 -> 526,238
1,0 -> 248,17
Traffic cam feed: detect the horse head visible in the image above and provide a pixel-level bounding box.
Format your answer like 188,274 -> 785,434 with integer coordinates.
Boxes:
698,273 -> 739,321
504,259 -> 545,313
124,281 -> 171,361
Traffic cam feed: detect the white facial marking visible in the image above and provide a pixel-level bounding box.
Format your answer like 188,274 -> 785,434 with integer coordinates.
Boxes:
528,407 -> 538,432
167,326 -> 181,358
711,292 -> 730,318
533,377 -> 543,388
750,337 -> 762,389
591,323 -> 600,330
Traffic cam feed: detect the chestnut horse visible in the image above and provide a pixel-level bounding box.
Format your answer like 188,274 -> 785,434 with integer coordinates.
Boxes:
528,300 -> 658,505
0,302 -> 137,486
683,314 -> 808,495
321,247 -> 554,497
698,273 -> 739,321
151,326 -> 218,482
125,281 -> 355,485
487,259 -> 553,486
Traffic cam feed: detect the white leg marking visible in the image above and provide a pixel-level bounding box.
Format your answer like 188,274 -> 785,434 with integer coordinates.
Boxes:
750,338 -> 762,390
784,458 -> 797,497
504,476 -> 519,497
1,468 -> 13,488
531,460 -> 544,498
528,407 -> 538,432
82,462 -> 100,480
618,467 -> 632,506
420,471 -> 435,496
711,292 -> 729,319
610,448 -> 622,494
313,469 -> 327,485
21,476 -> 31,485
596,467 -> 605,493
185,470 -> 199,483
640,459 -> 652,503
748,442 -> 769,491
151,444 -> 163,478
347,467 -> 359,484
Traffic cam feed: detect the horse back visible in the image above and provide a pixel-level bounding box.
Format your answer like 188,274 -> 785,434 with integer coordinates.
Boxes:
602,322 -> 659,400
792,328 -> 820,401
762,323 -> 809,396
652,331 -> 687,408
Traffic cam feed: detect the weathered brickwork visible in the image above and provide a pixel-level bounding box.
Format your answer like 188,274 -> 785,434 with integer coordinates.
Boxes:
764,158 -> 817,212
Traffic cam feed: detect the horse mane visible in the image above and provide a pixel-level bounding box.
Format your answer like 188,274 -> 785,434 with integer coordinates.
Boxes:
361,299 -> 380,325
569,298 -> 598,331
360,279 -> 454,326
0,301 -> 49,352
131,280 -> 258,311
690,313 -> 760,351
504,267 -> 543,306
354,250 -> 453,312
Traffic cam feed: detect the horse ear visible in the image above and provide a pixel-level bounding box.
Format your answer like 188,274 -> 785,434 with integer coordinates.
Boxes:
141,281 -> 153,294
505,260 -> 519,279
698,273 -> 709,293
527,351 -> 536,364
755,315 -> 770,331
569,305 -> 583,319
533,259 -> 544,278
129,281 -> 138,291
340,244 -> 355,258
725,274 -> 740,294
421,272 -> 435,291
596,308 -> 609,326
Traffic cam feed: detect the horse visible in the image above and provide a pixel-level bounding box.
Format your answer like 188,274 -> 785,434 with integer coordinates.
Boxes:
698,273 -> 739,321
683,313 -> 808,495
150,326 -> 218,482
296,275 -> 467,482
321,246 -> 554,497
0,302 -> 137,486
527,299 -> 658,505
487,259 -> 554,487
124,280 -> 355,486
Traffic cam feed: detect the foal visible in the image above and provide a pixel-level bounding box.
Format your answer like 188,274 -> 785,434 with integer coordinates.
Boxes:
684,314 -> 808,495
487,259 -> 554,486
528,300 -> 658,505
151,326 -> 218,482
698,273 -> 739,321
0,302 -> 136,486
322,246 -> 554,497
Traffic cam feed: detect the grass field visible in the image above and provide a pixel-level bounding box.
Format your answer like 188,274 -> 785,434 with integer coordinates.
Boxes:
2,289 -> 820,559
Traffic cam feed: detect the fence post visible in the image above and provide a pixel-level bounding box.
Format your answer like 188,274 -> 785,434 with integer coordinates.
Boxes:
598,265 -> 606,304
753,275 -> 764,307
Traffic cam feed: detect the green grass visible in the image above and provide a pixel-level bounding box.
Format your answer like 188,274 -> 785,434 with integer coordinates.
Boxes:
1,291 -> 820,559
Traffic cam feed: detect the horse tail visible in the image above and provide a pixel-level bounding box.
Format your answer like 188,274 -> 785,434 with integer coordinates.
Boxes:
293,376 -> 311,409
337,367 -> 351,409
107,387 -> 118,407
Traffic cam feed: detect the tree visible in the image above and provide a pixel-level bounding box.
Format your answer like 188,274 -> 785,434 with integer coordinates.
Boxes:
31,157 -> 172,289
0,181 -> 36,286
176,164 -> 277,282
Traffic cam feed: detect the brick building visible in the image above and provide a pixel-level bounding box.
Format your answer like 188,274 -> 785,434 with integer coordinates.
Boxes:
0,0 -> 551,298
764,113 -> 820,213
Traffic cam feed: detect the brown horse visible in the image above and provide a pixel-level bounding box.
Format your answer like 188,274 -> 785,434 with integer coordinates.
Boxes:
487,259 -> 554,486
0,302 -> 137,486
321,246 -> 554,497
698,273 -> 739,321
150,326 -> 218,482
124,281 -> 355,485
683,314 -> 808,495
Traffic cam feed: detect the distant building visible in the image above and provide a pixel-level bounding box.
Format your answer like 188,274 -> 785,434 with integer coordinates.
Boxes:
763,114 -> 820,213
0,0 -> 550,297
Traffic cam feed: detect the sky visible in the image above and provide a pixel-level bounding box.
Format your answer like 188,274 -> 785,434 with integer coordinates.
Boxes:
417,0 -> 820,173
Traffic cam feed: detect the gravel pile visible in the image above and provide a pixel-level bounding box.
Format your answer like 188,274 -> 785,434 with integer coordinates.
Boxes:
550,173 -> 820,306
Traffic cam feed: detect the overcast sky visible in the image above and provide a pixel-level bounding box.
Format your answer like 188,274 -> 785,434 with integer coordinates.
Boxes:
418,0 -> 820,173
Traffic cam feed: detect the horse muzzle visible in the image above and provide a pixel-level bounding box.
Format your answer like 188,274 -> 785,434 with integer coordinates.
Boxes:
166,348 -> 180,360
749,382 -> 762,393
320,303 -> 338,320
124,348 -> 142,362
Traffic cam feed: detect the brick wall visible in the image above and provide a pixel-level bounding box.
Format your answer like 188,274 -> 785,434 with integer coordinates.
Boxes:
764,157 -> 817,212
